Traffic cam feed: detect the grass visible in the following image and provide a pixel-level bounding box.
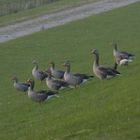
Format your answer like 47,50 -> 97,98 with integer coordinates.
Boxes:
0,0 -> 98,27
0,2 -> 140,140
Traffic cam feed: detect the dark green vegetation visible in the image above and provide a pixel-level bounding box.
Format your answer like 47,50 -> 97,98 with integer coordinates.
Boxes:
0,2 -> 140,140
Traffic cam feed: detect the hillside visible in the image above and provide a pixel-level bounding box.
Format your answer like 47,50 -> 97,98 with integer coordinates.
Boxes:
0,2 -> 140,140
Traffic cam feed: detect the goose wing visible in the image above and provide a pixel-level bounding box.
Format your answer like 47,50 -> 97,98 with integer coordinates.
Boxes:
16,82 -> 30,91
51,80 -> 62,88
20,83 -> 30,87
72,74 -> 83,83
119,51 -> 134,59
69,73 -> 82,84
74,73 -> 93,79
46,90 -> 57,96
36,90 -> 48,100
98,66 -> 120,76
39,70 -> 48,80
52,69 -> 64,79
57,70 -> 64,77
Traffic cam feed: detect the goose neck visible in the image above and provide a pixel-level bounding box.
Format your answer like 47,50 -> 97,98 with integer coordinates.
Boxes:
29,80 -> 35,90
113,44 -> 118,56
113,44 -> 118,51
14,77 -> 18,83
66,65 -> 70,73
34,63 -> 38,70
94,53 -> 99,67
51,63 -> 55,69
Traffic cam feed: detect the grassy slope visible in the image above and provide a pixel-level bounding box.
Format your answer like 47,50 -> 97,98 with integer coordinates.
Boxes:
0,2 -> 140,140
0,0 -> 98,27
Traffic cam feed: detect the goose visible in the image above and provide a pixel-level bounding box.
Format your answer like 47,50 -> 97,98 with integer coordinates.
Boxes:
74,73 -> 93,80
113,43 -> 134,69
49,61 -> 64,79
46,72 -> 69,91
63,62 -> 93,87
32,60 -> 48,81
12,76 -> 30,92
27,79 -> 58,103
91,49 -> 120,80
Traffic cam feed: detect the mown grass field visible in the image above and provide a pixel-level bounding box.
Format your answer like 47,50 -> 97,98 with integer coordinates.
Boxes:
0,2 -> 140,140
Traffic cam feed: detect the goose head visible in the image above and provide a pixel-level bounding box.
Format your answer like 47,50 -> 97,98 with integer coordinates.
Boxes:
62,61 -> 71,73
45,71 -> 52,79
27,79 -> 35,90
32,60 -> 38,69
12,76 -> 18,82
91,49 -> 98,55
112,43 -> 118,51
32,60 -> 38,65
49,61 -> 55,68
62,61 -> 70,67
49,61 -> 54,65
91,49 -> 99,66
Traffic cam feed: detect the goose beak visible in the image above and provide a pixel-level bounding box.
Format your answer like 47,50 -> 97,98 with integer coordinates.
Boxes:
11,77 -> 14,80
62,60 -> 71,66
11,76 -> 16,80
32,60 -> 37,64
27,79 -> 31,83
62,62 -> 69,67
91,49 -> 97,54
49,61 -> 53,64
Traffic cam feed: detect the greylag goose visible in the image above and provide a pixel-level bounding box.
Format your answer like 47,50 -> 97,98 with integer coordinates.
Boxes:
49,61 -> 64,79
27,79 -> 58,102
46,72 -> 69,91
12,76 -> 30,92
32,60 -> 48,81
113,43 -> 134,69
92,49 -> 120,80
63,62 -> 92,87
74,73 -> 93,80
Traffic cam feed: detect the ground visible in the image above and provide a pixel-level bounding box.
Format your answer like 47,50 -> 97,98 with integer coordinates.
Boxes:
0,0 -> 140,140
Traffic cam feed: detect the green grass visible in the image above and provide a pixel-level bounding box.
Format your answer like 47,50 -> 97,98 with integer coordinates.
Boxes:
0,0 -> 98,27
0,2 -> 140,140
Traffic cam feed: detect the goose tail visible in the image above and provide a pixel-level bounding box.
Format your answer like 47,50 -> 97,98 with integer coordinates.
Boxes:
47,92 -> 59,100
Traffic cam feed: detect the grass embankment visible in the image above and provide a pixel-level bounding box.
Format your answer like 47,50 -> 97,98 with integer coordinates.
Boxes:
0,2 -> 140,140
0,0 -> 98,27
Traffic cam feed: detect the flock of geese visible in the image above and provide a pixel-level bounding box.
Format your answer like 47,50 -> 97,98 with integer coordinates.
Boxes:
12,43 -> 134,103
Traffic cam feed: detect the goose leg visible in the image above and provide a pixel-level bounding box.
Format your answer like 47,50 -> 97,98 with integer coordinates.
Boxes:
114,62 -> 118,70
75,85 -> 80,88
